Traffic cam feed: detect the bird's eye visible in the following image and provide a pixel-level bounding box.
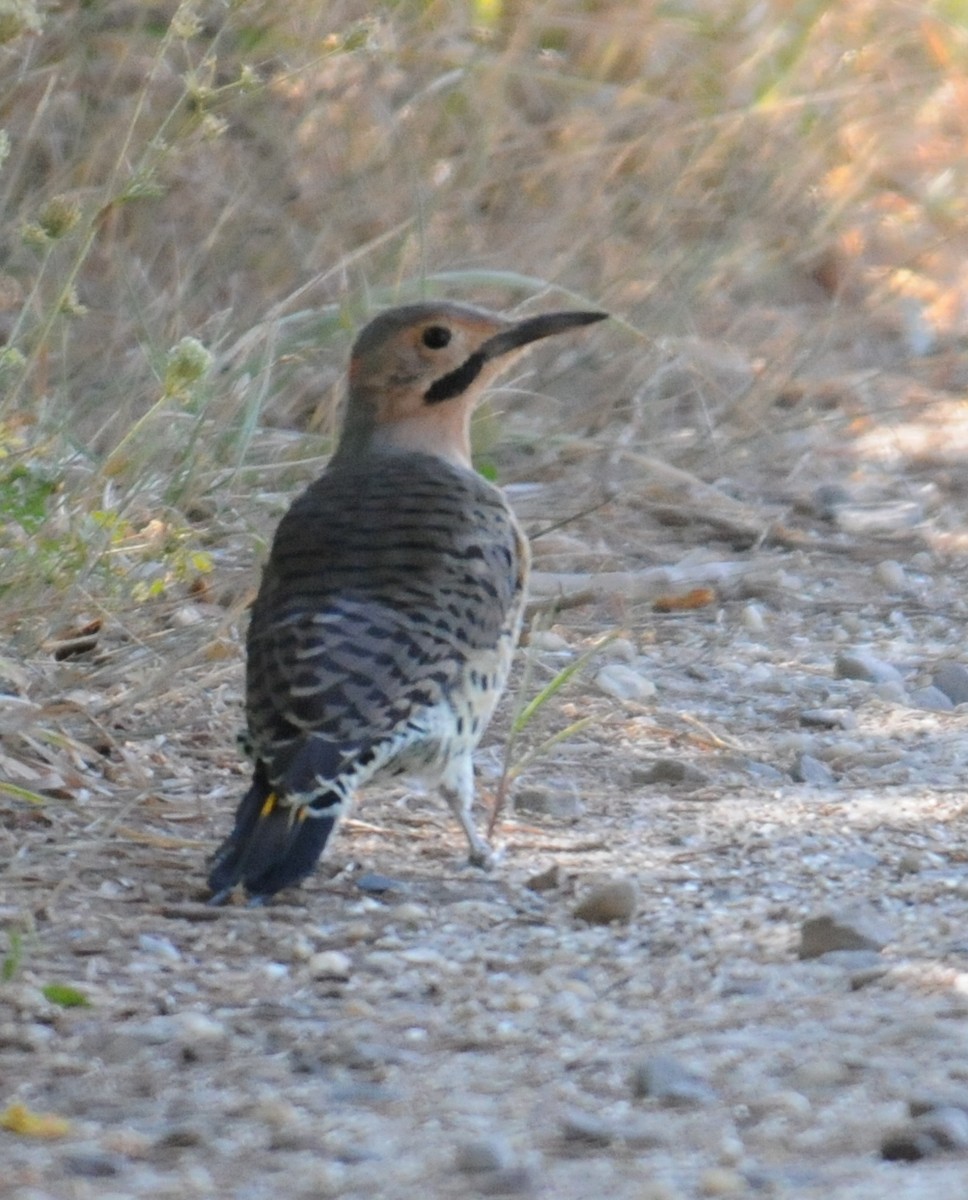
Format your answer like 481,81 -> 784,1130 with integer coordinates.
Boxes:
422,325 -> 452,350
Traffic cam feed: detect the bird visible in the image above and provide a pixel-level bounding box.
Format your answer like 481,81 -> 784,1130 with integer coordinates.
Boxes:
207,299 -> 607,903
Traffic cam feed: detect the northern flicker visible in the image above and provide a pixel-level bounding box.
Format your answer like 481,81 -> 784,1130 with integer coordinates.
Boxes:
208,300 -> 606,903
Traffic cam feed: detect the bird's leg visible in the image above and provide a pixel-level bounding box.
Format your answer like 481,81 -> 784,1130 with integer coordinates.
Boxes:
439,754 -> 496,869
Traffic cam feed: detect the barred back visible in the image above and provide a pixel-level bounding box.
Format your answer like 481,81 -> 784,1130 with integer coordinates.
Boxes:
246,450 -> 528,791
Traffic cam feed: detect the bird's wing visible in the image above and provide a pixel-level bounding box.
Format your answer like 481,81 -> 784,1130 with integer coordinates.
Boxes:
246,454 -> 525,761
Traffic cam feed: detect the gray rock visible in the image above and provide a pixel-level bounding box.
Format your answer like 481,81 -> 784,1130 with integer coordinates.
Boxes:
525,863 -> 560,892
882,1107 -> 968,1161
455,1139 -> 511,1174
514,785 -> 583,820
631,759 -> 711,790
834,651 -> 904,685
810,484 -> 852,520
595,663 -> 656,702
790,753 -> 835,785
630,1055 -> 716,1107
355,872 -> 407,894
560,1109 -> 614,1146
798,907 -> 893,959
574,879 -> 637,925
743,760 -> 789,784
932,661 -> 968,705
910,1090 -> 968,1118
910,686 -> 954,712
799,708 -> 856,730
62,1151 -> 121,1178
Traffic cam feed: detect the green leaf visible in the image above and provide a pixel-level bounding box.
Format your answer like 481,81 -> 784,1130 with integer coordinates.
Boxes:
41,984 -> 91,1008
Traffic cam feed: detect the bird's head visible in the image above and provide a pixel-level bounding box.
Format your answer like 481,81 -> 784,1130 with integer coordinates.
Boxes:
336,301 -> 607,467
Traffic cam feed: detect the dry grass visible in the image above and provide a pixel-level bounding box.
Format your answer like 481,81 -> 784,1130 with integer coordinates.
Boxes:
2,0 -> 968,848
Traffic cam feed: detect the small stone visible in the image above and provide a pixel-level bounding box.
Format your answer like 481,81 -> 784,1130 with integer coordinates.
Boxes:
813,949 -> 885,972
910,686 -> 954,712
525,864 -> 560,892
560,1109 -> 614,1146
932,661 -> 968,705
791,1058 -> 851,1089
875,560 -> 907,591
917,1106 -> 968,1149
62,1152 -> 120,1178
882,1107 -> 968,1161
881,1125 -> 936,1162
137,933 -> 181,961
698,1167 -> 746,1197
630,759 -> 711,790
873,680 -> 909,704
910,1090 -> 968,1118
630,1055 -> 716,1107
799,708 -> 856,730
390,902 -> 428,926
355,872 -> 406,894
455,1139 -> 510,1174
740,603 -> 766,633
602,637 -> 637,663
834,650 -> 904,685
574,879 -> 637,925
790,753 -> 835,785
528,630 -> 571,654
477,1167 -> 534,1196
798,907 -> 892,959
595,663 -> 657,702
308,950 -> 352,979
897,851 -> 922,876
514,785 -> 583,820
811,484 -> 851,520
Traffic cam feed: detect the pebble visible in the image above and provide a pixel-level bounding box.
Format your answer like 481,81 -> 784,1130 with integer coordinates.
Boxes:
136,933 -> 181,961
910,1090 -> 968,1117
875,560 -> 907,590
910,685 -> 954,712
525,863 -> 560,892
560,1109 -> 614,1146
873,680 -> 909,704
454,1138 -> 511,1174
790,1057 -> 852,1089
833,650 -> 904,685
799,708 -> 856,730
740,603 -> 767,633
698,1167 -> 746,1197
595,663 -> 657,702
308,950 -> 352,979
810,484 -> 851,520
514,785 -> 583,820
897,851 -> 922,876
630,758 -> 711,790
355,872 -> 407,895
932,660 -> 968,705
390,902 -> 429,926
476,1167 -> 534,1195
62,1151 -> 121,1178
798,907 -> 893,959
630,1055 -> 716,1107
790,753 -> 835,785
528,630 -> 572,654
601,637 -> 638,663
882,1106 -> 968,1161
573,878 -> 637,925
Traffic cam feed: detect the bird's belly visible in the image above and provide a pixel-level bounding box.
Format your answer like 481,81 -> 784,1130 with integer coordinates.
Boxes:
376,634 -> 517,788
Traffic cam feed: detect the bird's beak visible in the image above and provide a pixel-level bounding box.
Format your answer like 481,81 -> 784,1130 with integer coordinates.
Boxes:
480,310 -> 608,362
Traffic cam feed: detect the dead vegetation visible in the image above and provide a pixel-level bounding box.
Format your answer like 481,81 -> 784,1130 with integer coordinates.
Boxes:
4,2 -> 968,1197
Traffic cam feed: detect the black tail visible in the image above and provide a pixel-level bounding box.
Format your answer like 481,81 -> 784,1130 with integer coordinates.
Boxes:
208,760 -> 339,903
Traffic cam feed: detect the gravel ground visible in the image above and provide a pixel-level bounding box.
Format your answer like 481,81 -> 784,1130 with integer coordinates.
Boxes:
5,339 -> 968,1198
